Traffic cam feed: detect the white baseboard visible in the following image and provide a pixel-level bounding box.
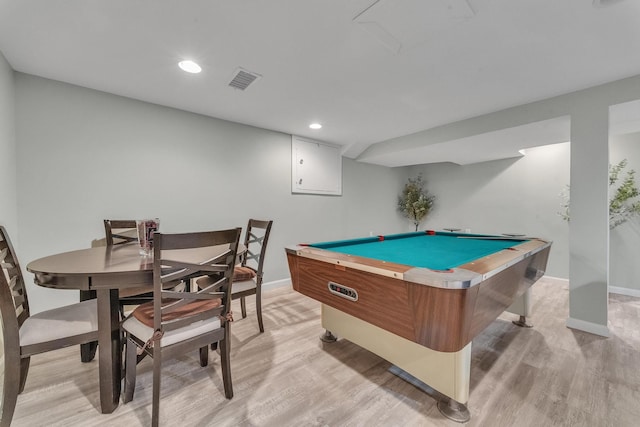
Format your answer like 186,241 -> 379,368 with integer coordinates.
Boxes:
543,276 -> 640,297
566,317 -> 610,338
263,278 -> 292,292
542,275 -> 569,283
609,286 -> 640,298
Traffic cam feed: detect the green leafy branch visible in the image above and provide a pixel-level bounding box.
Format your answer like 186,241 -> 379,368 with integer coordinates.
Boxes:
398,175 -> 435,231
559,159 -> 640,229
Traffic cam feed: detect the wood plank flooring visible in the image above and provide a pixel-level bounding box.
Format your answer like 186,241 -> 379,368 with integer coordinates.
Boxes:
11,277 -> 640,426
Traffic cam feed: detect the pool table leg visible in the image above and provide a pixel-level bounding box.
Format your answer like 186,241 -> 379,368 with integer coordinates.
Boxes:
512,315 -> 533,328
320,330 -> 337,343
389,364 -> 471,423
437,398 -> 471,423
508,288 -> 533,328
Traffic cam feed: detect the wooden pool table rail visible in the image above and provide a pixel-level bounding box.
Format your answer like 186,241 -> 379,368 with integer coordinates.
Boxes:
288,238 -> 551,289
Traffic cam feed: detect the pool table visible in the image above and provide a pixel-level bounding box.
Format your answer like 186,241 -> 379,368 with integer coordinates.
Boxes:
285,230 -> 551,422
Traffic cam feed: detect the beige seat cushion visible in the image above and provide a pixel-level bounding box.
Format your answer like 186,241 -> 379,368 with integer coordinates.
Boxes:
20,299 -> 98,346
231,279 -> 257,294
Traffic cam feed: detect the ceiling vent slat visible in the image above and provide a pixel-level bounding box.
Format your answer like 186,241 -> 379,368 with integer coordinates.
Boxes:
228,68 -> 262,90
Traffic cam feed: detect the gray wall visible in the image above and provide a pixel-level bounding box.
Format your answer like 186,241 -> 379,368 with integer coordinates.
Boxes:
610,132 -> 640,293
0,51 -> 17,237
410,142 -> 570,279
8,67 -> 640,322
15,73 -> 407,313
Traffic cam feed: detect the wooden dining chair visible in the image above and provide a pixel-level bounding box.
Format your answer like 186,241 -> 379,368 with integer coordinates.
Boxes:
199,219 -> 273,333
121,228 -> 241,427
0,226 -> 99,427
103,219 -> 139,245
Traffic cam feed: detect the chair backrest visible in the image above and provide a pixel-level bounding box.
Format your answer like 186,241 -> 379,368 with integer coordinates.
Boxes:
241,219 -> 273,279
0,226 -> 28,427
0,226 -> 30,328
103,219 -> 138,246
151,228 -> 242,333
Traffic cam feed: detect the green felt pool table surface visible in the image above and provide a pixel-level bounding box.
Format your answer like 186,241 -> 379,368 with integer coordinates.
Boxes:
309,231 -> 527,271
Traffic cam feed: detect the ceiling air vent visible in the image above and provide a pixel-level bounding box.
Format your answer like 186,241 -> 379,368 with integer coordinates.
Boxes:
228,68 -> 261,90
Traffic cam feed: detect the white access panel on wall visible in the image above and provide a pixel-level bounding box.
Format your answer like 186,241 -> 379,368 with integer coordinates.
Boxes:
291,136 -> 342,195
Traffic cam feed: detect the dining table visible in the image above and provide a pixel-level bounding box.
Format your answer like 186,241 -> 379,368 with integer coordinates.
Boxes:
26,240 -> 244,414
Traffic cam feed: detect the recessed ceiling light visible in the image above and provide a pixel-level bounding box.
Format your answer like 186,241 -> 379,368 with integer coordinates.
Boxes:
178,60 -> 202,74
309,123 -> 322,130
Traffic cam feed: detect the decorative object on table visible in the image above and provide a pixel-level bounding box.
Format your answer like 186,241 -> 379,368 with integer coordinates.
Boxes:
0,226 -> 99,427
398,174 -> 435,231
136,218 -> 160,255
559,159 -> 640,229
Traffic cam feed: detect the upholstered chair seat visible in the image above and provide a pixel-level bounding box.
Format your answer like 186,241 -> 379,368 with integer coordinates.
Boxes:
19,299 -> 98,346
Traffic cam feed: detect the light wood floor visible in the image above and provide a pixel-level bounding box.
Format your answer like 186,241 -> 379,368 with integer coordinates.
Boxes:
11,277 -> 640,426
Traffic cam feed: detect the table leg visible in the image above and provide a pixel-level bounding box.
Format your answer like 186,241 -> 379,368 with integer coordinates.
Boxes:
80,290 -> 98,362
97,289 -> 121,414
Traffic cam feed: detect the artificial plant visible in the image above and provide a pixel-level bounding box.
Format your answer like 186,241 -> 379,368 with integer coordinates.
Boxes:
398,174 -> 435,231
560,159 -> 640,229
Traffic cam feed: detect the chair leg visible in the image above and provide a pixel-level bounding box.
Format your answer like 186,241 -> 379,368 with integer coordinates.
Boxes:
152,350 -> 162,427
1,381 -> 18,427
240,296 -> 247,318
123,336 -> 137,404
18,358 -> 30,394
256,286 -> 264,333
2,353 -> 20,427
80,341 -> 98,363
220,326 -> 233,399
199,346 -> 209,367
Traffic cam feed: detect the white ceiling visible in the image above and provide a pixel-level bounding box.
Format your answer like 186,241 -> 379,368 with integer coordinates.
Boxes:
1,0 -> 640,166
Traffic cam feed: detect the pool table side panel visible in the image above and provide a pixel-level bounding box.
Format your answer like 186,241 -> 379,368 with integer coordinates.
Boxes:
407,285 -> 478,353
467,246 -> 551,340
287,254 -> 417,343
